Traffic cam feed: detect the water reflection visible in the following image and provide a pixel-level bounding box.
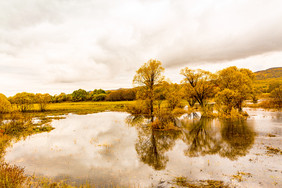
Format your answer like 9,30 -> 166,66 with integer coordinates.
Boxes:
135,126 -> 181,170
129,114 -> 256,167
182,118 -> 221,157
3,110 -> 280,187
219,120 -> 255,160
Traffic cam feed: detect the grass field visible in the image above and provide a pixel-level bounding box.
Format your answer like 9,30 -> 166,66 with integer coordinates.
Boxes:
17,101 -> 135,116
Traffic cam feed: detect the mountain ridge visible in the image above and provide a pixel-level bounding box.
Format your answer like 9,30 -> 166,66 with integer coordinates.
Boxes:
255,67 -> 282,80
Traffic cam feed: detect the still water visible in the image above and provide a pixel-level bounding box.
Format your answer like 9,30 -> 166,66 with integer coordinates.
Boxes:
4,109 -> 282,187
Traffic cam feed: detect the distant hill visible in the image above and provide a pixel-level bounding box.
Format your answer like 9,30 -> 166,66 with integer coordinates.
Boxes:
254,67 -> 281,93
255,67 -> 282,80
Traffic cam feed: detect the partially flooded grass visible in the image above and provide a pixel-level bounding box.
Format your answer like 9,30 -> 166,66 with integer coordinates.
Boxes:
0,113 -> 55,187
267,133 -> 276,137
231,171 -> 252,182
172,176 -> 229,188
0,112 -> 54,137
266,146 -> 282,155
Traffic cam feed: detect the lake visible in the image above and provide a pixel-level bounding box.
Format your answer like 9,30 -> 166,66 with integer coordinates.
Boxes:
4,108 -> 282,187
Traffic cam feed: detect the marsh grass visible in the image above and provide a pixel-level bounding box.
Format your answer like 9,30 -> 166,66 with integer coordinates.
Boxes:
266,146 -> 282,155
0,162 -> 27,188
0,112 -> 55,187
30,101 -> 134,115
172,176 -> 229,188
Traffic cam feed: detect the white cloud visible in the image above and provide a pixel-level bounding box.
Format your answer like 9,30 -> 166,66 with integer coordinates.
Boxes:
0,0 -> 281,96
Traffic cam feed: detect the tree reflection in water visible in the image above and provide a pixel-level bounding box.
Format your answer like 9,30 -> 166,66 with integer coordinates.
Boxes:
219,120 -> 255,160
182,118 -> 255,160
127,114 -> 181,170
135,126 -> 181,170
182,118 -> 221,157
128,113 -> 256,170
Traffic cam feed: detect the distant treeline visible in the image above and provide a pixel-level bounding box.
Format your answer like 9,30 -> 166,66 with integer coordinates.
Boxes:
0,88 -> 137,113
9,88 -> 136,104
51,88 -> 137,102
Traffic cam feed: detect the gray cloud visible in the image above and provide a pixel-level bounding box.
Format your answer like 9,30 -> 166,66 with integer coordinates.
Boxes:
0,0 -> 282,95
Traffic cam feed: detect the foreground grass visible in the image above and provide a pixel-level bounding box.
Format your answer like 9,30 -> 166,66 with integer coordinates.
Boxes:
0,113 -> 55,187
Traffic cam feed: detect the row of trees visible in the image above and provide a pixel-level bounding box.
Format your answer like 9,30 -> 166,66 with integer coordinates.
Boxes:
52,88 -> 136,102
132,59 -> 260,119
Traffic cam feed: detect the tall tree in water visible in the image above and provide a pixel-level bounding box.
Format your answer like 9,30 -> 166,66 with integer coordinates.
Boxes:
216,66 -> 255,113
133,59 -> 165,121
180,68 -> 216,108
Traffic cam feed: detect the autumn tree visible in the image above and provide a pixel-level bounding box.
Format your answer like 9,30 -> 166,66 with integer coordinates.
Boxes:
216,67 -> 255,113
270,85 -> 282,108
88,89 -> 106,101
164,83 -> 183,111
72,89 -> 88,102
9,92 -> 35,112
105,89 -> 136,101
154,82 -> 167,112
133,59 -> 165,120
0,94 -> 12,113
180,84 -> 197,108
35,93 -> 51,111
267,81 -> 281,93
180,68 -> 216,108
52,93 -> 72,103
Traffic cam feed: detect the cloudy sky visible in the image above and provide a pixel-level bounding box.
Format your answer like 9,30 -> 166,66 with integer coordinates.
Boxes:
1,0 -> 282,96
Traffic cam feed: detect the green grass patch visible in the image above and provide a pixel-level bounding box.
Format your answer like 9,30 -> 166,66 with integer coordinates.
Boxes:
21,101 -> 134,116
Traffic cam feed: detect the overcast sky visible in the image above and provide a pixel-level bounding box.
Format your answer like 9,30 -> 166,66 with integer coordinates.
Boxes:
1,0 -> 282,96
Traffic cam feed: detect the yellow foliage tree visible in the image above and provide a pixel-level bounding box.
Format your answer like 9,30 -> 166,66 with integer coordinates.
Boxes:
164,83 -> 183,111
35,93 -> 51,112
270,85 -> 282,108
10,92 -> 35,112
216,66 -> 255,112
133,59 -> 165,120
0,94 -> 12,113
180,68 -> 217,108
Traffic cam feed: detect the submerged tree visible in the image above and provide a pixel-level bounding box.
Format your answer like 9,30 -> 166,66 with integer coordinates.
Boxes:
164,83 -> 183,111
216,67 -> 255,113
180,68 -> 217,117
133,59 -> 165,121
180,68 -> 216,108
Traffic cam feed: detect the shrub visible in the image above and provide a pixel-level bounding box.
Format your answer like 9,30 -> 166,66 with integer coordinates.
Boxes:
0,94 -> 12,114
0,162 -> 27,188
9,92 -> 35,112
